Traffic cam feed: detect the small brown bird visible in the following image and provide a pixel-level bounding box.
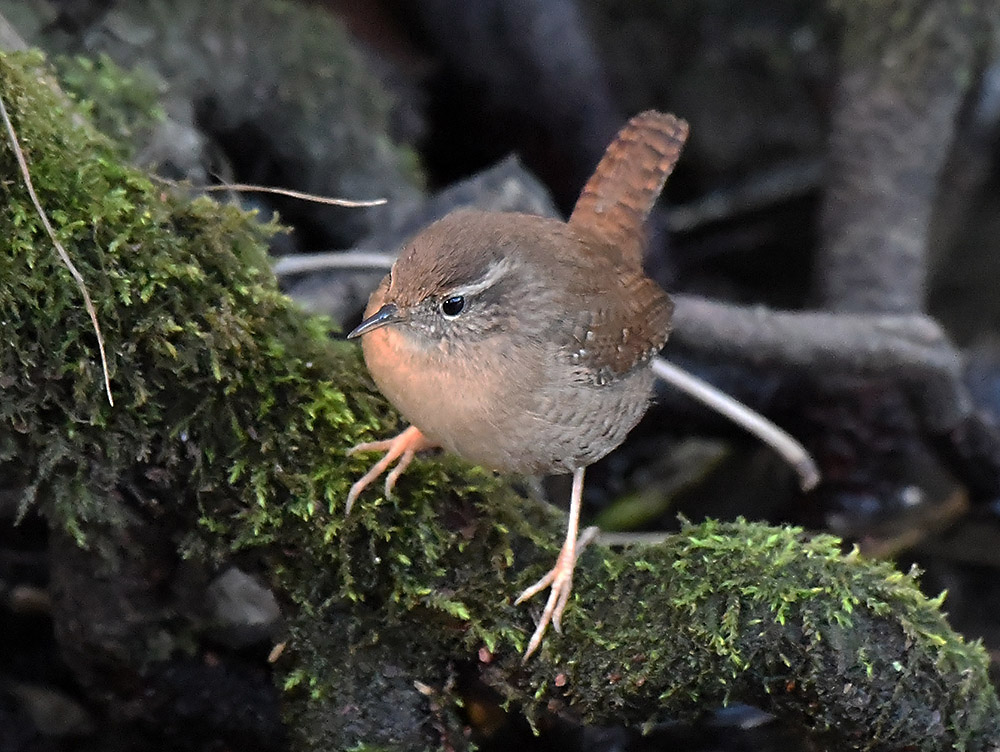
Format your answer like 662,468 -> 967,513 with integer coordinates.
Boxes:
347,111 -> 688,659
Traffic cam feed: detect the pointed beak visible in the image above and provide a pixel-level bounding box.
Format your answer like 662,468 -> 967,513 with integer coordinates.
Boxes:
348,303 -> 402,339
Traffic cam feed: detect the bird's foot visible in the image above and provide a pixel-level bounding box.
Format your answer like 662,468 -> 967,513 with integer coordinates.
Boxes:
515,526 -> 598,661
345,425 -> 434,515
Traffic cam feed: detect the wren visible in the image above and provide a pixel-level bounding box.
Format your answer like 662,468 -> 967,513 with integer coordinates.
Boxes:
346,111 -> 688,659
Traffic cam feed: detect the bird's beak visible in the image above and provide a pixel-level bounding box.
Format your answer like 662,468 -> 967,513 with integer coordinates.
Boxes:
348,303 -> 402,339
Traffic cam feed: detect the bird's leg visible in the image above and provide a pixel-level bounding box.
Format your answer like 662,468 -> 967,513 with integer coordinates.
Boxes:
345,425 -> 435,514
515,465 -> 588,660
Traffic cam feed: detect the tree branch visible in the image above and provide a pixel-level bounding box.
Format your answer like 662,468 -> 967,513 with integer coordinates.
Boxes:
671,295 -> 969,430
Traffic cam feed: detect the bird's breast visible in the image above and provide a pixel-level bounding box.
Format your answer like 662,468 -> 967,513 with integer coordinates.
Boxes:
361,324 -> 655,475
361,325 -> 531,465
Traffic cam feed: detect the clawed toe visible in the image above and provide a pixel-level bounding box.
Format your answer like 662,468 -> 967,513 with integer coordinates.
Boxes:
344,426 -> 433,515
514,569 -> 555,606
518,564 -> 574,661
346,439 -> 391,457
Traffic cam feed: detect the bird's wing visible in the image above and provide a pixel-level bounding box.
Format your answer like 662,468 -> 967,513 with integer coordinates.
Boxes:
554,248 -> 674,382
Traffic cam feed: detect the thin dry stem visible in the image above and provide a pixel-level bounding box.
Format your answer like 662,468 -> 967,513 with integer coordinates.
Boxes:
651,355 -> 820,490
272,250 -> 396,277
201,181 -> 387,207
0,91 -> 114,405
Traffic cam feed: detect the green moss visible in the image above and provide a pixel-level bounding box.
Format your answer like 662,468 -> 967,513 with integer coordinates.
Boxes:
54,53 -> 164,159
0,48 -> 398,541
2,49 -> 999,751
522,520 -> 997,741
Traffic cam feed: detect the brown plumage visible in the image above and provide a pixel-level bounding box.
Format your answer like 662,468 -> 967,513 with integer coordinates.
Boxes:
570,111 -> 688,265
347,111 -> 689,659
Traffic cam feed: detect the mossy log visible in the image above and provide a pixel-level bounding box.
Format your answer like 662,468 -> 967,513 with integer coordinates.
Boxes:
1,51 -> 998,751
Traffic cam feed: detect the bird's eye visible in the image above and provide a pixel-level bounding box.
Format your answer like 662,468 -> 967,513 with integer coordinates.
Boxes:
440,295 -> 466,318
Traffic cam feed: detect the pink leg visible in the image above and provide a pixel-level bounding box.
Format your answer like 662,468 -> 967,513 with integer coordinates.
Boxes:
515,466 -> 588,660
345,426 -> 435,514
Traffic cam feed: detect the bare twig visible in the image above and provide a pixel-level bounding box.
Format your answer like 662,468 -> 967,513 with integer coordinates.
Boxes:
0,12 -> 28,52
276,251 -> 823,487
651,356 -> 820,490
200,182 -> 387,208
596,530 -> 671,547
0,92 -> 114,405
669,294 -> 969,430
273,250 -> 395,277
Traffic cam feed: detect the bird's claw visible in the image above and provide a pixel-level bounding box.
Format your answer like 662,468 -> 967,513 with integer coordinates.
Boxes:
516,549 -> 575,661
344,426 -> 433,515
516,525 -> 599,660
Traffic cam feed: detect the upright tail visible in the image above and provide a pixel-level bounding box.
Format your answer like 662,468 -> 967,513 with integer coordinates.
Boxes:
568,111 -> 688,266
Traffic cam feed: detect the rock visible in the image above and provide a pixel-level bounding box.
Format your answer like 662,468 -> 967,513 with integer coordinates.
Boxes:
4,682 -> 94,738
205,566 -> 281,649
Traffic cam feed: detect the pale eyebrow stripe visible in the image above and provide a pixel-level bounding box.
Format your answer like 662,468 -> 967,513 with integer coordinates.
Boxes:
447,257 -> 515,298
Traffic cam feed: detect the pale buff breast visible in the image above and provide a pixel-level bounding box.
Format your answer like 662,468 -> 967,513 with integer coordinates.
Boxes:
361,323 -> 655,475
361,323 -> 539,470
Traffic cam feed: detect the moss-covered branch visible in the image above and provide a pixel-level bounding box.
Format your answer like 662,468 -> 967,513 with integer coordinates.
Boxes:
1,50 -> 998,751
